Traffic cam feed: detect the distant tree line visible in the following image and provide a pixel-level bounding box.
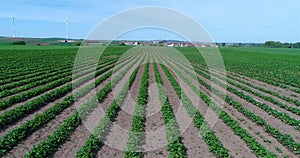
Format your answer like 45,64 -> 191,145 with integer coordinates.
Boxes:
216,41 -> 300,48
12,41 -> 26,45
264,41 -> 300,48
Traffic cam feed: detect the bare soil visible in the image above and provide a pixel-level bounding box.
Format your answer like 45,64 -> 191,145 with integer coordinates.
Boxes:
53,54 -> 145,157
97,58 -> 146,157
176,57 -> 298,100
143,63 -> 169,157
156,62 -> 217,158
229,84 -> 300,120
195,75 -> 295,157
0,69 -> 112,137
3,49 -> 299,158
194,67 -> 300,155
159,56 -> 256,157
2,56 -> 137,157
170,55 -> 300,144
4,68 -> 114,157
211,65 -> 300,99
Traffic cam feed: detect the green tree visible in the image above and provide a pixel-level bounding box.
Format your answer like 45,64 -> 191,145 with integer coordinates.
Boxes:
12,41 -> 26,45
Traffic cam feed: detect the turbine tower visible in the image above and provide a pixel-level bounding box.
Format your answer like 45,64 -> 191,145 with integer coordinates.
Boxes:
65,18 -> 69,42
11,16 -> 16,38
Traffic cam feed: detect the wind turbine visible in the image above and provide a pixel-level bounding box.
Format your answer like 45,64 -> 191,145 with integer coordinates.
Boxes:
64,18 -> 69,42
11,16 -> 16,38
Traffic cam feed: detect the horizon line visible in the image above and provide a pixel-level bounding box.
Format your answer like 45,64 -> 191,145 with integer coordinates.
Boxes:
2,36 -> 298,44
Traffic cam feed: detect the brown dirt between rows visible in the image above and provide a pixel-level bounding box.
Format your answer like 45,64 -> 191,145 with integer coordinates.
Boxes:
0,79 -> 70,115
202,65 -> 300,108
190,61 -> 300,120
1,55 -> 103,90
209,77 -> 300,143
159,55 -> 256,158
143,62 -> 169,157
191,65 -> 297,156
0,56 -> 136,134
187,57 -> 298,156
173,55 -> 300,145
197,62 -> 300,108
4,68 -> 114,158
52,92 -> 115,158
0,65 -> 67,92
0,69 -> 112,137
2,50 -> 298,156
180,59 -> 299,100
0,63 -> 97,102
230,84 -> 300,120
221,98 -> 295,157
0,63 -> 112,115
195,75 -> 295,157
0,83 -> 45,102
97,61 -> 146,157
156,61 -> 217,158
230,78 -> 300,108
53,55 -> 145,157
211,65 -> 300,99
2,56 -> 137,157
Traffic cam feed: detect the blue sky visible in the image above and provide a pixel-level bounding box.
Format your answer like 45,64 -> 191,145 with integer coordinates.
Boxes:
0,0 -> 299,42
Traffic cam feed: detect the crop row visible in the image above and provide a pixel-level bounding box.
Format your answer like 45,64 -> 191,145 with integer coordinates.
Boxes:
0,56 -> 117,91
163,55 -> 300,155
0,52 -> 139,110
0,56 -> 73,81
169,57 -> 300,115
25,112 -> 81,157
153,63 -> 186,157
0,49 -> 116,76
0,53 -> 144,157
124,61 -> 149,158
160,56 -> 279,157
168,48 -> 300,94
25,54 -> 144,157
194,62 -> 300,106
166,56 -> 300,128
0,47 -> 131,87
157,61 -> 231,157
76,55 -> 146,158
0,53 -> 141,128
0,64 -> 71,90
0,77 -> 72,111
0,48 -> 104,81
216,72 -> 300,115
0,63 -> 113,129
171,56 -> 300,107
0,58 -> 118,99
0,60 -> 115,111
222,66 -> 300,94
151,53 -> 232,157
0,55 -> 78,86
218,69 -> 300,106
0,68 -> 111,157
192,66 -> 300,130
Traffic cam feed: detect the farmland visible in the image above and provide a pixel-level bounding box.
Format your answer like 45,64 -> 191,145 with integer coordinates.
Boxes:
0,45 -> 299,158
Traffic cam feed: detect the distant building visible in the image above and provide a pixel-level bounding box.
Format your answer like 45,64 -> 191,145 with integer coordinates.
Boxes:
59,40 -> 76,43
